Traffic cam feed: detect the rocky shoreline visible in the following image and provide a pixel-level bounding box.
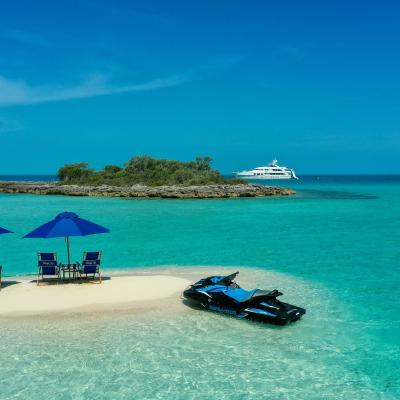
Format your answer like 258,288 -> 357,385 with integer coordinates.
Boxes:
0,181 -> 295,199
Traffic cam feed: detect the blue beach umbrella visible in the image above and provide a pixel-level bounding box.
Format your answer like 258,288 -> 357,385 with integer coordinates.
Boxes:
0,226 -> 12,235
23,212 -> 109,265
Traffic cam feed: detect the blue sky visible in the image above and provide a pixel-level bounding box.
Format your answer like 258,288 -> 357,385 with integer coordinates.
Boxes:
0,0 -> 399,174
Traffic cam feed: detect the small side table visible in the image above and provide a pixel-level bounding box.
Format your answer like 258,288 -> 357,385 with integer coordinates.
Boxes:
60,263 -> 79,281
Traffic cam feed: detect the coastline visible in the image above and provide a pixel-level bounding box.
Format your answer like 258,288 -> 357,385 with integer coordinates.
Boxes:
0,181 -> 295,199
0,274 -> 191,317
0,266 -> 310,318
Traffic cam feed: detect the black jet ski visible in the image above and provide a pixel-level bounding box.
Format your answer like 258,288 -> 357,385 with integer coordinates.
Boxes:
183,272 -> 305,325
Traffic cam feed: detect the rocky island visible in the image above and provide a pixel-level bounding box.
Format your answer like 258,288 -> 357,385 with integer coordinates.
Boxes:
0,156 -> 295,199
0,181 -> 294,198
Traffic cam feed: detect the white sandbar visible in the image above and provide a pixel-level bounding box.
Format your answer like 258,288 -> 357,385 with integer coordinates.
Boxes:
0,275 -> 190,316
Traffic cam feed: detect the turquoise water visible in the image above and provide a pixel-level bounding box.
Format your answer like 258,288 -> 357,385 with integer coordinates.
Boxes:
0,177 -> 399,399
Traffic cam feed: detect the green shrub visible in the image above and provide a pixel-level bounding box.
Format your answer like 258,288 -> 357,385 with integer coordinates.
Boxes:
57,156 -> 244,186
57,163 -> 94,182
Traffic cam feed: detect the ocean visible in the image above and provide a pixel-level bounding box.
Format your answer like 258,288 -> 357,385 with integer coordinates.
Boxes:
0,175 -> 399,399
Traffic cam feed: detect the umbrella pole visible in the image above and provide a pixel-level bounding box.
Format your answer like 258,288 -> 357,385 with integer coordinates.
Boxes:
66,236 -> 71,266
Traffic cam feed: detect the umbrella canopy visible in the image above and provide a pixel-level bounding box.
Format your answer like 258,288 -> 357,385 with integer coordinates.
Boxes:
24,212 -> 109,264
0,226 -> 12,234
24,212 -> 109,238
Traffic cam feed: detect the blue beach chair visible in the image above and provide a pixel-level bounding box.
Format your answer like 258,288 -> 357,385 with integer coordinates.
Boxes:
78,251 -> 102,283
37,253 -> 60,285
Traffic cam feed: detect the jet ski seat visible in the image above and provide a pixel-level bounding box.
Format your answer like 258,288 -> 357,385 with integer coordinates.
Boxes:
224,288 -> 283,303
224,288 -> 258,303
252,289 -> 283,299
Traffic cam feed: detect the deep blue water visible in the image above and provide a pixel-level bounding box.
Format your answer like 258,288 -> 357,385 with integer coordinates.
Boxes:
0,175 -> 57,182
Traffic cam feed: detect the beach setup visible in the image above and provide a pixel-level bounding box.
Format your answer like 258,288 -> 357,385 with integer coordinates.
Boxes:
23,212 -> 109,284
0,226 -> 12,290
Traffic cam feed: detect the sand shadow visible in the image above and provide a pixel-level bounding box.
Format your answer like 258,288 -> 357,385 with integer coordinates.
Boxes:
0,280 -> 21,289
28,276 -> 111,285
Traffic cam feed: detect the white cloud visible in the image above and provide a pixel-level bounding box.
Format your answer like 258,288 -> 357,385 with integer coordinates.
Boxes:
0,54 -> 242,107
0,73 -> 189,107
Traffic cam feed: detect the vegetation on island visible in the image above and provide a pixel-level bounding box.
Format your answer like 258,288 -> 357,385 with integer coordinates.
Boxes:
57,156 -> 244,186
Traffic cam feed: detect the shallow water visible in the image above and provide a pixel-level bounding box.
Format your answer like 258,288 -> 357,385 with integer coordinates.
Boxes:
0,176 -> 399,399
0,268 -> 387,400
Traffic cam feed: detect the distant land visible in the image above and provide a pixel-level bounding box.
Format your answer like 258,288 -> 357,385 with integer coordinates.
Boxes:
56,156 -> 245,186
0,156 -> 295,199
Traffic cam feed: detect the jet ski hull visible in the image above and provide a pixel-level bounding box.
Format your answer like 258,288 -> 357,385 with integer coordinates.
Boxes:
183,273 -> 305,325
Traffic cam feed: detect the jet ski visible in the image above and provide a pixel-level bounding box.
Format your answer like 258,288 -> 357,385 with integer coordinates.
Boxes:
183,272 -> 305,325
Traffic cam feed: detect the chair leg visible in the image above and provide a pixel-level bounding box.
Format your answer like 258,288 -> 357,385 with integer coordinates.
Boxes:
98,271 -> 102,284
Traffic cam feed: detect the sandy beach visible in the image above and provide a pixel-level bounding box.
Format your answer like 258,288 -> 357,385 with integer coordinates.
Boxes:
0,275 -> 190,316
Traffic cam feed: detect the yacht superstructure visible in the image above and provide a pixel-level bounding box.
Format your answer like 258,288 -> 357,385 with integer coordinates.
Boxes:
234,159 -> 298,180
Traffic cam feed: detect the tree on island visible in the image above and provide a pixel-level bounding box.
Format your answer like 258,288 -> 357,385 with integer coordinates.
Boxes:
57,163 -> 94,182
57,156 -> 243,186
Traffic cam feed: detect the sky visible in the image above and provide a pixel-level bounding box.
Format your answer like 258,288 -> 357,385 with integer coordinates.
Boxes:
0,0 -> 399,174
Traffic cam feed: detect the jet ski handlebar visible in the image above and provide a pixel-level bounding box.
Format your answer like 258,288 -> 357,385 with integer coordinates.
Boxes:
191,272 -> 240,288
220,271 -> 239,284
266,289 -> 283,298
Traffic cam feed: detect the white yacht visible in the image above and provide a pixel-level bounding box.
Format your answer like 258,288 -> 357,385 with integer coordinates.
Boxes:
234,159 -> 298,180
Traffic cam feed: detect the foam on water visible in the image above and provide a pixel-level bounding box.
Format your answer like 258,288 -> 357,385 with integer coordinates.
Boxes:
0,267 -> 395,400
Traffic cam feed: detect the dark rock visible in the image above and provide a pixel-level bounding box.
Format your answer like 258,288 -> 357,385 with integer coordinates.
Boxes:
0,182 -> 296,199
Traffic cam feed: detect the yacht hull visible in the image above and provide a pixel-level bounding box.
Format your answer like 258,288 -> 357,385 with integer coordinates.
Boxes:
235,174 -> 296,180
